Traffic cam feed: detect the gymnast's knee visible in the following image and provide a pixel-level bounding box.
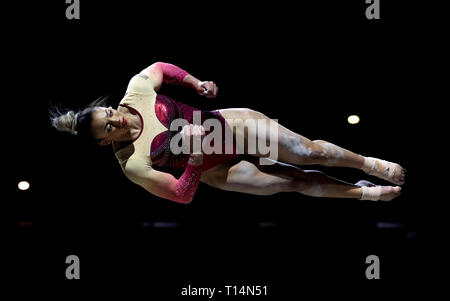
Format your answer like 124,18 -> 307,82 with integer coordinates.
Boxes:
308,140 -> 330,162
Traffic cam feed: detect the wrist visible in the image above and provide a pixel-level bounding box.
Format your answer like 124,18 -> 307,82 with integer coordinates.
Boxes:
188,153 -> 203,166
183,74 -> 201,89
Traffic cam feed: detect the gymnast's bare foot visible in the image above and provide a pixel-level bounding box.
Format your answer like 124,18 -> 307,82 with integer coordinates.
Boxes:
356,180 -> 402,201
362,157 -> 406,185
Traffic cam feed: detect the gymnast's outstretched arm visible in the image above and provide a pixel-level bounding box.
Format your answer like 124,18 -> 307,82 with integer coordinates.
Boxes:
141,62 -> 218,97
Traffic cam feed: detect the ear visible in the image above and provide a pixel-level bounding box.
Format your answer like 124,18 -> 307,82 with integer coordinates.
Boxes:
98,139 -> 112,146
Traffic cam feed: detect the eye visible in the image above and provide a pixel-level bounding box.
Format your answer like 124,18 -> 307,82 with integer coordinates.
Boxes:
107,124 -> 113,132
109,109 -> 113,117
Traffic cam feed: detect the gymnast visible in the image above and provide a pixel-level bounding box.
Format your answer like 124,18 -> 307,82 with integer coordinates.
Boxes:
51,62 -> 405,204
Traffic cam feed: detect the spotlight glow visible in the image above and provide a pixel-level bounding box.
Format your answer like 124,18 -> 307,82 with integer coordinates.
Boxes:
347,115 -> 360,125
18,181 -> 30,191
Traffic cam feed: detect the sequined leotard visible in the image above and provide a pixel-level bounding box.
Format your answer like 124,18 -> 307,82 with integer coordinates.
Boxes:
114,64 -> 239,203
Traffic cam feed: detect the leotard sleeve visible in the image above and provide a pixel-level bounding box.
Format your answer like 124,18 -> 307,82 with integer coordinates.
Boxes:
123,159 -> 202,204
154,62 -> 189,86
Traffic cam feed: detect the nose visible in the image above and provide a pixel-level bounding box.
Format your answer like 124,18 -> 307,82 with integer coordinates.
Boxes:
106,109 -> 124,128
111,118 -> 122,128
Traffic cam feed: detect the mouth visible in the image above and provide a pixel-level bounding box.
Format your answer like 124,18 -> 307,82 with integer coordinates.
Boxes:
122,117 -> 127,127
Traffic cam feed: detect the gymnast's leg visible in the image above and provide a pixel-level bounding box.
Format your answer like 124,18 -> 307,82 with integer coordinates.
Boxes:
218,108 -> 406,185
200,156 -> 401,201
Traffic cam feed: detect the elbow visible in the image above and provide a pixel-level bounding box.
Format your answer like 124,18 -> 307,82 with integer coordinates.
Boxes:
172,198 -> 193,205
154,62 -> 166,67
180,198 -> 193,205
172,178 -> 199,204
149,62 -> 165,71
175,195 -> 194,205
173,192 -> 194,204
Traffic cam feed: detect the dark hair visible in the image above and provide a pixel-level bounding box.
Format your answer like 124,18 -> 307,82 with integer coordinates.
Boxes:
50,96 -> 109,141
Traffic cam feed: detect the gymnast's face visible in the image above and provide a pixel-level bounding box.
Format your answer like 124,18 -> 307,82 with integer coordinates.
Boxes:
91,106 -> 128,145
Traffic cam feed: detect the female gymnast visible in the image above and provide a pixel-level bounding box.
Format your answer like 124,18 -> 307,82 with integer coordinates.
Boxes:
51,62 -> 405,204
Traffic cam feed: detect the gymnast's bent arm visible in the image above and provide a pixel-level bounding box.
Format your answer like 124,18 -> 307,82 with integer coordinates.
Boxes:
141,62 -> 218,98
125,154 -> 203,204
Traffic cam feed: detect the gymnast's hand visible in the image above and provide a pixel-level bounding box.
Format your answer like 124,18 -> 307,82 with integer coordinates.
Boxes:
180,124 -> 205,155
196,81 -> 218,98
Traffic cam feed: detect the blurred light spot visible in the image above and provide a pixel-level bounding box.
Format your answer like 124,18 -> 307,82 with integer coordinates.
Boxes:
140,221 -> 180,228
152,222 -> 180,228
347,115 -> 360,125
257,222 -> 278,228
18,181 -> 30,191
18,221 -> 33,227
376,222 -> 404,229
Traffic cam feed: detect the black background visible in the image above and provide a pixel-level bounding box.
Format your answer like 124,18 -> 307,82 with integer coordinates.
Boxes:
3,0 -> 441,297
